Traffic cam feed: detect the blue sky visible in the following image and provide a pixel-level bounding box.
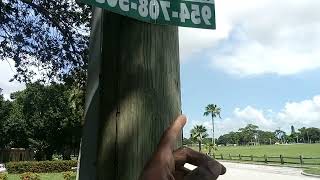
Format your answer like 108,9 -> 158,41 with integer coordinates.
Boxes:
180,53 -> 320,138
1,0 -> 320,139
178,0 -> 320,138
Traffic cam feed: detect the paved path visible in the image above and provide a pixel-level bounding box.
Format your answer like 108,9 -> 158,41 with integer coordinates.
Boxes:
219,162 -> 319,180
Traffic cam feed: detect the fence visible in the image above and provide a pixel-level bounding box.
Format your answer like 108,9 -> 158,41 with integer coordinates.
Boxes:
0,148 -> 34,163
212,153 -> 320,166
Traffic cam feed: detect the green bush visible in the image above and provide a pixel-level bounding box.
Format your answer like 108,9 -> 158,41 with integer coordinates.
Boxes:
0,173 -> 8,180
63,171 -> 76,180
6,160 -> 77,174
20,172 -> 40,180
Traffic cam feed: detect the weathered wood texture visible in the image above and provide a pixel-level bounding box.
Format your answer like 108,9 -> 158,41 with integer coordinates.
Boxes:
79,8 -> 181,180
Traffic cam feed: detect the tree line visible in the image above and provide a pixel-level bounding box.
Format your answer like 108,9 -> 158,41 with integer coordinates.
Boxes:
0,82 -> 84,160
184,123 -> 320,152
217,124 -> 320,145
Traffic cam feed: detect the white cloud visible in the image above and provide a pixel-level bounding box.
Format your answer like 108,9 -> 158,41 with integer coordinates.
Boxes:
184,95 -> 320,137
179,0 -> 320,76
214,106 -> 276,136
277,96 -> 320,126
0,60 -> 25,100
179,21 -> 231,61
212,42 -> 320,76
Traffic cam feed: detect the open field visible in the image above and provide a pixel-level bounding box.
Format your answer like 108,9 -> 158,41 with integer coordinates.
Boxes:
214,144 -> 320,157
188,143 -> 320,166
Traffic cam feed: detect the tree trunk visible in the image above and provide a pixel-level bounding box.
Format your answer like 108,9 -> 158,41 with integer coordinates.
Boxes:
78,8 -> 181,180
212,114 -> 215,146
198,142 -> 201,152
44,148 -> 53,161
62,145 -> 72,160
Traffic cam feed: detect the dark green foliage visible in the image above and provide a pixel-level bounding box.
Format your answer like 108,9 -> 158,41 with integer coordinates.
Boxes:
182,138 -> 193,145
274,129 -> 286,143
291,125 -> 296,134
238,124 -> 259,144
298,127 -> 320,143
0,173 -> 8,180
203,104 -> 221,146
0,0 -> 91,83
6,160 -> 77,174
216,124 -> 320,145
20,172 -> 40,180
191,125 -> 208,152
0,0 -> 88,156
0,82 -> 83,160
0,91 -> 13,148
63,171 -> 76,180
218,132 -> 242,146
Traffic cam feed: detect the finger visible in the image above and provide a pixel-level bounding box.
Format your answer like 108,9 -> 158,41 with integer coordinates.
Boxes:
173,170 -> 186,180
174,147 -> 211,167
184,166 -> 212,180
174,147 -> 226,175
184,166 -> 223,180
207,160 -> 227,176
158,115 -> 187,151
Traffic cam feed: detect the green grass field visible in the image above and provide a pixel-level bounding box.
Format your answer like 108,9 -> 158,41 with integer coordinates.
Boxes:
304,167 -> 320,175
214,144 -> 320,157
189,143 -> 320,166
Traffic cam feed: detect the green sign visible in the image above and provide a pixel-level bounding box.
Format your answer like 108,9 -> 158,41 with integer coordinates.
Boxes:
82,0 -> 216,29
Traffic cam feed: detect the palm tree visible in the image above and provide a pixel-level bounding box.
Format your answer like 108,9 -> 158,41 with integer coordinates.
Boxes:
191,125 -> 208,152
275,129 -> 286,144
205,142 -> 214,155
204,104 -> 221,146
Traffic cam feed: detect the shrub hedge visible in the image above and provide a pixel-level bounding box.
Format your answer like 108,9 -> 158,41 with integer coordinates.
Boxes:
6,160 -> 77,174
0,173 -> 8,180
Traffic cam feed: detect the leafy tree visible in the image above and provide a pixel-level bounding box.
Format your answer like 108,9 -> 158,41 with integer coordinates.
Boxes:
217,133 -> 232,146
202,137 -> 213,144
0,90 -> 13,148
3,82 -> 82,160
238,124 -> 259,145
274,129 -> 286,144
217,131 -> 240,145
2,90 -> 29,148
288,132 -> 300,143
202,138 -> 215,155
190,125 -> 208,152
0,0 -> 90,83
218,124 -> 320,146
204,104 -> 221,146
204,142 -> 215,155
182,137 -> 193,146
1,2 -> 88,152
305,128 -> 320,143
298,127 -> 309,143
291,125 -> 296,134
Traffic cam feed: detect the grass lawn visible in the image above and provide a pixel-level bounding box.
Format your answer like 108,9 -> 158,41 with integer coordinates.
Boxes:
8,173 -> 63,180
189,143 -> 320,166
214,144 -> 320,157
304,167 -> 320,175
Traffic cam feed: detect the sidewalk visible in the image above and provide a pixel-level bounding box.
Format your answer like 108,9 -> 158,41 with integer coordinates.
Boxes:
219,162 -> 319,180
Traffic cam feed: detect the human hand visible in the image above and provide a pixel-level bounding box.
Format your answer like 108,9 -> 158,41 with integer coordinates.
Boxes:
140,115 -> 226,180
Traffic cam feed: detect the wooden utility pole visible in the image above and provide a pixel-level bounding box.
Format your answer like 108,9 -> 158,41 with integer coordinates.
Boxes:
78,8 -> 181,180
